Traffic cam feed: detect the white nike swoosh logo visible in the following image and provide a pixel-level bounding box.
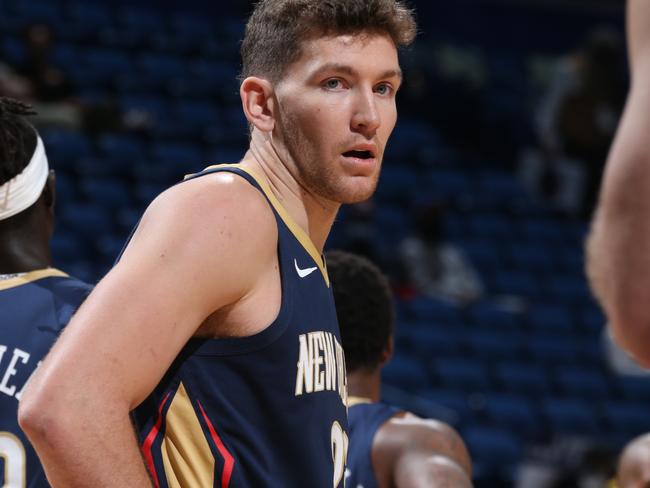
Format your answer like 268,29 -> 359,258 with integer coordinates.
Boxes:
294,259 -> 318,278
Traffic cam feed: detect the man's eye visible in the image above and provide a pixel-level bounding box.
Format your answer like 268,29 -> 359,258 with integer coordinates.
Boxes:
375,84 -> 392,95
325,79 -> 342,89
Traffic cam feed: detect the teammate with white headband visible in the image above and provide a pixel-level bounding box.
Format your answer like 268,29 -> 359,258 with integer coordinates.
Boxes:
0,97 -> 92,487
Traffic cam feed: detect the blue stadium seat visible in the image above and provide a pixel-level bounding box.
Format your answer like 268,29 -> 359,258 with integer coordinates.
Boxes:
466,329 -> 524,361
134,182 -> 166,206
416,389 -> 472,424
526,334 -> 580,365
520,218 -> 567,243
495,361 -> 551,396
506,243 -> 556,272
577,304 -> 606,333
96,234 -> 127,265
51,43 -> 81,72
41,130 -> 94,167
67,2 -> 114,30
457,238 -> 502,272
170,13 -> 214,41
374,166 -> 419,205
527,303 -> 573,332
402,297 -> 462,324
617,376 -> 650,402
75,157 -> 133,178
545,275 -> 593,305
384,119 -> 438,160
1,35 -> 27,64
476,170 -> 526,200
425,169 -> 472,201
542,397 -> 599,435
150,142 -> 203,169
466,301 -> 523,330
372,206 -> 412,248
434,357 -> 491,391
8,0 -> 63,28
80,47 -> 133,78
603,401 -> 650,437
382,356 -> 430,391
138,54 -> 187,78
55,172 -> 78,203
51,233 -> 86,263
468,214 -> 515,240
492,270 -> 540,298
116,206 -> 143,234
173,101 -> 221,129
60,204 -> 113,238
401,325 -> 465,358
119,95 -> 170,122
98,134 -> 146,162
463,426 -> 523,465
79,178 -> 132,209
117,6 -> 165,34
483,393 -> 540,435
554,367 -> 610,400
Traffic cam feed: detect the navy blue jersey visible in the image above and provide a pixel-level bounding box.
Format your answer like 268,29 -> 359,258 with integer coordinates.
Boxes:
0,269 -> 91,488
347,399 -> 402,488
131,165 -> 348,488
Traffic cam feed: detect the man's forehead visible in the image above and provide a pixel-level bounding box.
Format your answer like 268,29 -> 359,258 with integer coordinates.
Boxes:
297,33 -> 400,73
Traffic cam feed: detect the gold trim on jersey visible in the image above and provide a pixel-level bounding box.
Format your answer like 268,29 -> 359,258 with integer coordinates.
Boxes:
0,268 -> 68,291
347,396 -> 373,407
161,382 -> 215,488
193,163 -> 330,287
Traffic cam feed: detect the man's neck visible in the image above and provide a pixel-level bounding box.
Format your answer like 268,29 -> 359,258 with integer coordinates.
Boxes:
347,368 -> 382,403
239,131 -> 339,253
0,236 -> 51,274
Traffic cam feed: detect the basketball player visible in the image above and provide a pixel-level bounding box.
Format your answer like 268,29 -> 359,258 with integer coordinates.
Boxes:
0,97 -> 91,487
18,1 -> 417,486
586,0 -> 650,366
615,433 -> 650,488
327,250 -> 473,488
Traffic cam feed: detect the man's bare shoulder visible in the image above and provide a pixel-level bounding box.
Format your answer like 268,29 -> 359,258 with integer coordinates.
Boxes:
117,170 -> 279,310
374,412 -> 472,477
134,171 -> 277,253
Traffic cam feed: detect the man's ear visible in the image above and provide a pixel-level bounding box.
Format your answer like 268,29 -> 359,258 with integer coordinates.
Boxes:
240,76 -> 276,133
379,336 -> 394,366
43,170 -> 55,210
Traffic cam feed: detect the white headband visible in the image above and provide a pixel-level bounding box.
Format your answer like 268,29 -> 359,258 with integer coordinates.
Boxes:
0,136 -> 49,221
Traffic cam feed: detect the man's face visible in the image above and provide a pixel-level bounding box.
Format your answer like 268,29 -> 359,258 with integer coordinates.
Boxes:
272,32 -> 401,204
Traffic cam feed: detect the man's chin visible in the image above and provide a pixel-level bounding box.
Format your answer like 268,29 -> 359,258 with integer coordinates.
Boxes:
336,183 -> 378,205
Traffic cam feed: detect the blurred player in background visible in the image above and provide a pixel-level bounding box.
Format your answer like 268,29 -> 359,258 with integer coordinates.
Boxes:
327,250 -> 473,488
18,1 -> 417,486
587,0 -> 650,366
615,433 -> 650,488
0,97 -> 91,487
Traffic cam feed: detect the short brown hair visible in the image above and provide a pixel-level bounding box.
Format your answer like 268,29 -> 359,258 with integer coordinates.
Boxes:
240,0 -> 417,82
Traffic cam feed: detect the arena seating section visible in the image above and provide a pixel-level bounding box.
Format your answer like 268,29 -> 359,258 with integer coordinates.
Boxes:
1,0 -> 641,485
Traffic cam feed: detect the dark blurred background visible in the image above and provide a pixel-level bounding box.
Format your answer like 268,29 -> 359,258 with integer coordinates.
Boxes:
1,1 -> 642,486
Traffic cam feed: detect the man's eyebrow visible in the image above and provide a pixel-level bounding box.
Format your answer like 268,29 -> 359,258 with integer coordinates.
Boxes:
311,63 -> 403,81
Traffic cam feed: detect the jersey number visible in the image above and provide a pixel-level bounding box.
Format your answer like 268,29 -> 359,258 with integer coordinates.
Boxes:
331,421 -> 348,488
0,432 -> 25,488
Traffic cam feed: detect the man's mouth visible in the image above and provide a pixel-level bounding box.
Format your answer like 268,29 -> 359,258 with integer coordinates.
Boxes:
342,150 -> 374,159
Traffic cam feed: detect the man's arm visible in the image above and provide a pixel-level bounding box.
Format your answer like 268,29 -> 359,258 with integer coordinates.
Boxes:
586,0 -> 650,366
373,414 -> 473,488
18,172 -> 278,486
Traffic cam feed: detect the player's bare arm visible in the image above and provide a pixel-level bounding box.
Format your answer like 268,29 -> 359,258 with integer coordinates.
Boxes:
18,173 -> 279,487
587,0 -> 650,365
373,414 -> 473,488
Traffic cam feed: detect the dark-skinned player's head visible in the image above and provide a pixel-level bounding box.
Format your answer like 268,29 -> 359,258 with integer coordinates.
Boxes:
326,250 -> 394,373
240,0 -> 417,83
0,97 -> 54,239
